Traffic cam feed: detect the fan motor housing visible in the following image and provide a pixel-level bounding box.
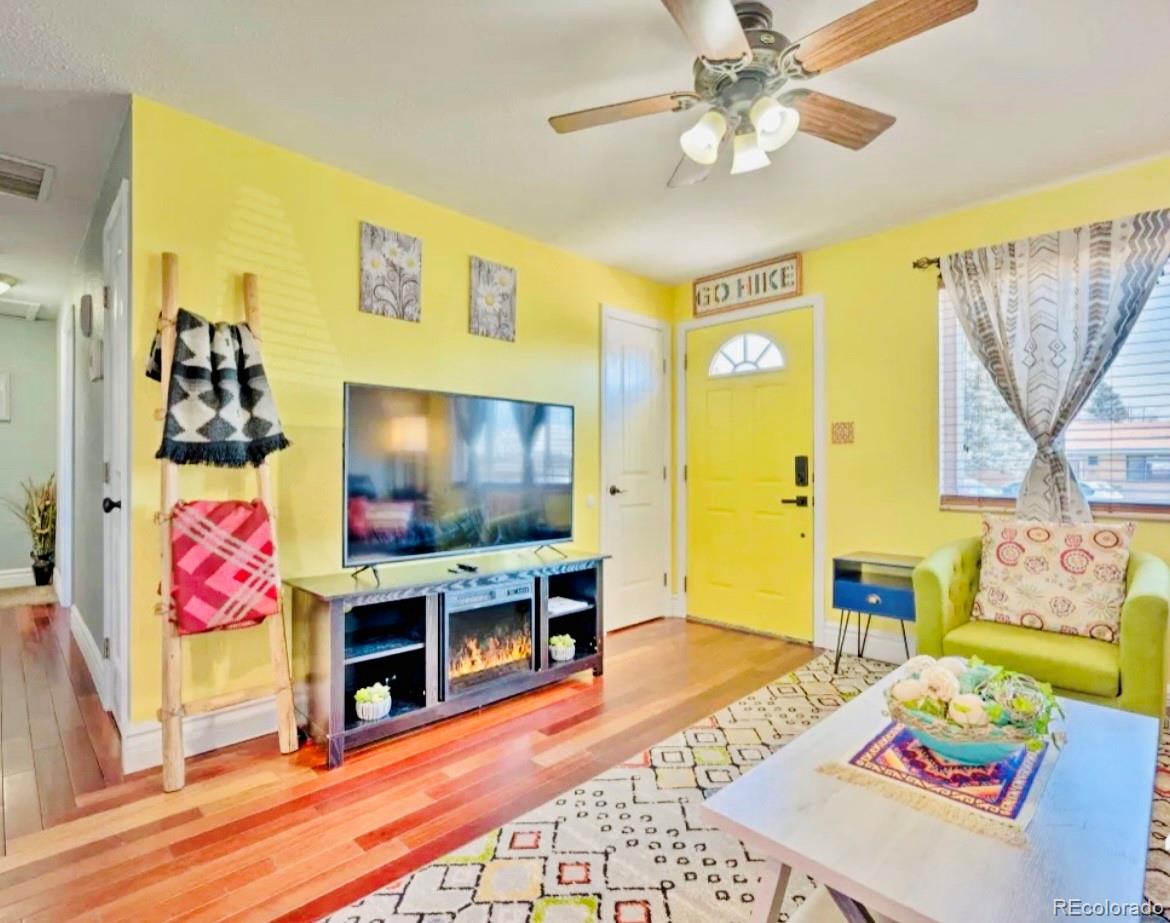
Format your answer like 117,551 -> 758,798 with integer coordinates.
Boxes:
693,38 -> 792,105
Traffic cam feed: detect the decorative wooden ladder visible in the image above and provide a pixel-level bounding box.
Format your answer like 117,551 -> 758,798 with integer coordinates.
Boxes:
157,251 -> 298,792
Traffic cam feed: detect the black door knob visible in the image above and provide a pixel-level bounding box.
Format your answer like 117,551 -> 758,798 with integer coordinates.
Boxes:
608,485 -> 626,496
102,497 -> 122,514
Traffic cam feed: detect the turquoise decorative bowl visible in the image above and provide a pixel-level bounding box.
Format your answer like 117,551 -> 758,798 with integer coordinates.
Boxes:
886,697 -> 1032,766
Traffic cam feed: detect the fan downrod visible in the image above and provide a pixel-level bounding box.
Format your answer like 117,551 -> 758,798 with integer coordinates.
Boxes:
734,1 -> 774,32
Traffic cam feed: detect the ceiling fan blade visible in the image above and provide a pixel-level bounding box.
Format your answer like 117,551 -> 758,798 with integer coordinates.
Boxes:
668,123 -> 733,188
660,0 -> 751,61
791,0 -> 977,76
549,92 -> 698,134
668,155 -> 715,188
782,89 -> 895,150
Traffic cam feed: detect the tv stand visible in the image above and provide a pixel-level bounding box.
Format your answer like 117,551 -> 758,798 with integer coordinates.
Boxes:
288,548 -> 606,767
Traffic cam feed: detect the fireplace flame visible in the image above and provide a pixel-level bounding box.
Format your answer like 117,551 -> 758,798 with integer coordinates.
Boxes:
450,632 -> 532,680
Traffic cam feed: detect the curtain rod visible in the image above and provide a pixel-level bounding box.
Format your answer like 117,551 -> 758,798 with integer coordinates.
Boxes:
912,257 -> 941,270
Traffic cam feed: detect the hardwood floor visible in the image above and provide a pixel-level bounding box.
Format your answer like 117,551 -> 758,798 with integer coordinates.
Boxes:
0,601 -> 122,846
0,608 -> 816,922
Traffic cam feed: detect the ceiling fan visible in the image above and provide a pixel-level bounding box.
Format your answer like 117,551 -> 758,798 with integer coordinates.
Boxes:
548,0 -> 978,186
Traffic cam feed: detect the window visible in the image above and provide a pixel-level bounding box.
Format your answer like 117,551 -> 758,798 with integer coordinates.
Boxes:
939,258 -> 1170,512
451,402 -> 572,485
1126,454 -> 1170,483
708,332 -> 784,377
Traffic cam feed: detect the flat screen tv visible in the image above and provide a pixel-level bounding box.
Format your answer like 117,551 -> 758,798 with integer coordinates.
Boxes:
344,383 -> 574,565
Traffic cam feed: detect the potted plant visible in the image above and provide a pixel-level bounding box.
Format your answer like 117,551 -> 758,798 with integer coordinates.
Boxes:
4,475 -> 56,586
885,655 -> 1064,765
549,633 -> 575,662
353,680 -> 392,721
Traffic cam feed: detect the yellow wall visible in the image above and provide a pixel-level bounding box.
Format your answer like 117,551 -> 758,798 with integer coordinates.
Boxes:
674,154 -> 1170,625
129,97 -> 673,721
130,92 -> 1170,718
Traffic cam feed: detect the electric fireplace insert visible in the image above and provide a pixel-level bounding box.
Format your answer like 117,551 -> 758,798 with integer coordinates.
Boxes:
443,579 -> 535,698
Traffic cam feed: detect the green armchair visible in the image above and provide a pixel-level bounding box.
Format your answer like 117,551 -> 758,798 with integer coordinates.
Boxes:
913,537 -> 1170,717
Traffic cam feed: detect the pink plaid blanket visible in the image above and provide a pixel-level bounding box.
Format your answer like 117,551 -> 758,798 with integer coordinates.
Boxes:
170,499 -> 280,635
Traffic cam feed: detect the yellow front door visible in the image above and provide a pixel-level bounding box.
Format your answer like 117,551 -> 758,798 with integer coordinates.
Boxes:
685,309 -> 814,640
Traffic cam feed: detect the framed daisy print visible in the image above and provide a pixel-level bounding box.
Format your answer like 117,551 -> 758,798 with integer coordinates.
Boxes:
359,221 -> 422,321
469,256 -> 517,342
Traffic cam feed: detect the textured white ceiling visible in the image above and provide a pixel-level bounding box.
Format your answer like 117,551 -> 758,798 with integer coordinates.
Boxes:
0,89 -> 127,311
4,1 -> 1170,283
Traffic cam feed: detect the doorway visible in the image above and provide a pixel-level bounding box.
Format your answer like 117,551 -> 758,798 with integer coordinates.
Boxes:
679,301 -> 823,641
600,306 -> 670,631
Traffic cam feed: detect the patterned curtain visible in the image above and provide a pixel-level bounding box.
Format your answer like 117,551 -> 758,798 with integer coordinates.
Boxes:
941,209 -> 1170,522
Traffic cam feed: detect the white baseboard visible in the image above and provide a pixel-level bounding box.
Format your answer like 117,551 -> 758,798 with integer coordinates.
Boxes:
121,695 -> 280,775
815,615 -> 915,666
70,605 -> 110,710
0,567 -> 33,589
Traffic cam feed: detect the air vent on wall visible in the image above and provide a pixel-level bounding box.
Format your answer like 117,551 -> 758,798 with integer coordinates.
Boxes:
0,152 -> 54,202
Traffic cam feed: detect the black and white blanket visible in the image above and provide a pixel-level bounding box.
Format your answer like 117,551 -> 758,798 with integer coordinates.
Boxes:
146,308 -> 290,467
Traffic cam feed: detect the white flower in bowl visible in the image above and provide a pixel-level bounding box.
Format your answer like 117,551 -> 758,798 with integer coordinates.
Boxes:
890,677 -> 927,704
919,664 -> 961,702
948,692 -> 990,727
937,656 -> 969,678
903,654 -> 936,675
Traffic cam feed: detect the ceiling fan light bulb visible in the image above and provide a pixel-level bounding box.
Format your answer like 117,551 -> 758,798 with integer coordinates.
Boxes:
730,132 -> 771,175
679,110 -> 726,165
757,105 -> 801,152
750,95 -> 784,135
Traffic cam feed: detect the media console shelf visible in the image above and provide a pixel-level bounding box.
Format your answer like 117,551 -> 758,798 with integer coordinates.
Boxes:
288,548 -> 606,767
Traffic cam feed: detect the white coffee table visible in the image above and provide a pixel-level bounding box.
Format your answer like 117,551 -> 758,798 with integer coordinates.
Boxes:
700,671 -> 1159,923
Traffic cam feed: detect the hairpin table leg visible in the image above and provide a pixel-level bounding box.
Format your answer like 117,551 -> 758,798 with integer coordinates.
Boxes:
833,610 -> 850,673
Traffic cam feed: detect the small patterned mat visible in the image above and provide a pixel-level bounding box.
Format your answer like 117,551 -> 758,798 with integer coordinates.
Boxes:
821,722 -> 1054,845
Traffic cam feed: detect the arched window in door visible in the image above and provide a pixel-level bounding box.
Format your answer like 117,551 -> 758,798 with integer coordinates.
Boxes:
708,332 -> 785,378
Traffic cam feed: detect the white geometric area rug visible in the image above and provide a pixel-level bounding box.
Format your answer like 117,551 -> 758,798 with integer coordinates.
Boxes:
323,653 -> 1170,923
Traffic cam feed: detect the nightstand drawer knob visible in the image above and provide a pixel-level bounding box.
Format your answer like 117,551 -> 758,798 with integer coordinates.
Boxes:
866,593 -> 882,606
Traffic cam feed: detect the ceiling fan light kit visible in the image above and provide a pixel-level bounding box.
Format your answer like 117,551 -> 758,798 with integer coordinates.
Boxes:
755,102 -> 800,152
680,110 -> 728,165
730,131 -> 770,175
0,273 -> 18,296
547,0 -> 978,187
749,94 -> 784,134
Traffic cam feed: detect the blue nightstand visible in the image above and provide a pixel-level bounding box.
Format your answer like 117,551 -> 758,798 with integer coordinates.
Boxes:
832,552 -> 921,672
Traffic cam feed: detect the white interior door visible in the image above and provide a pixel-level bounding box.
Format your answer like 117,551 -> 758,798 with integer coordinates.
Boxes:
601,307 -> 669,631
101,181 -> 130,725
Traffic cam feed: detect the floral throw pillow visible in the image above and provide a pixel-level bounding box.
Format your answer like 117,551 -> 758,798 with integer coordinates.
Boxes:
971,517 -> 1134,643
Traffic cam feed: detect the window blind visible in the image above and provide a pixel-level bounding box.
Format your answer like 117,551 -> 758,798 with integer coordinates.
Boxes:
938,258 -> 1170,513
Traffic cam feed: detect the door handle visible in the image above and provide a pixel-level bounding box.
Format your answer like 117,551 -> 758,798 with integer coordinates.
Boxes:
780,496 -> 809,507
102,497 -> 122,514
608,485 -> 627,496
